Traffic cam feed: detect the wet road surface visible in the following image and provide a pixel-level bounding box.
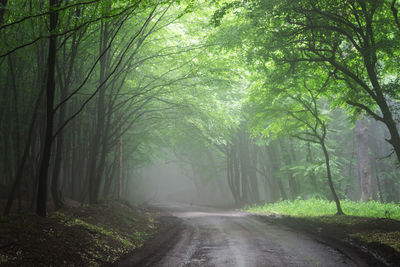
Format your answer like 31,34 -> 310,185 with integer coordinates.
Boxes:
119,203 -> 370,267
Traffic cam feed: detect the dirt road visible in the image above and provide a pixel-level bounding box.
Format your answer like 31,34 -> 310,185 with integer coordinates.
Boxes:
118,203 -> 373,267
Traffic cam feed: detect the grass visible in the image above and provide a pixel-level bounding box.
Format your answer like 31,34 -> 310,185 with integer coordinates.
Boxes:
246,198 -> 400,220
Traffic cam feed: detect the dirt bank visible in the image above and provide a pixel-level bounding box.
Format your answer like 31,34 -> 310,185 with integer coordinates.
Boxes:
255,214 -> 400,267
0,201 -> 158,266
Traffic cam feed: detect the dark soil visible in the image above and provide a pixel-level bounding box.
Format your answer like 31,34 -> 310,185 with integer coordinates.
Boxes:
114,215 -> 185,267
0,200 -> 158,266
255,214 -> 400,267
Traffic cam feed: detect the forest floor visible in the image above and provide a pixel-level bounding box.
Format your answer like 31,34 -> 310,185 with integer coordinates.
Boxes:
2,201 -> 400,266
254,214 -> 400,266
0,200 -> 159,266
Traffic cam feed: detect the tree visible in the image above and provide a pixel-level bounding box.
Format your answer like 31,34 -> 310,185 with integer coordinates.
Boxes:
242,0 -> 400,163
1,0 -> 200,214
248,66 -> 345,214
36,0 -> 61,217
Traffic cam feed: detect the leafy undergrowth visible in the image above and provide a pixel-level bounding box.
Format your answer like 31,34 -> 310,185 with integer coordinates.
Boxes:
246,198 -> 400,219
0,200 -> 158,266
246,199 -> 400,259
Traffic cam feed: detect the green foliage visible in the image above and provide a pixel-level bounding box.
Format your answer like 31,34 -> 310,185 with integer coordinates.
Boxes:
247,198 -> 400,220
2,0 -> 400,213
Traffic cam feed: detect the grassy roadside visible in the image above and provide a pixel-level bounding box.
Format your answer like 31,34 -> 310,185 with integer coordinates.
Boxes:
246,199 -> 400,219
246,199 -> 400,255
0,201 -> 158,266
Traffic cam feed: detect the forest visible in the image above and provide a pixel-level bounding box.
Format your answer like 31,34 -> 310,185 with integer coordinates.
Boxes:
1,0 -> 400,266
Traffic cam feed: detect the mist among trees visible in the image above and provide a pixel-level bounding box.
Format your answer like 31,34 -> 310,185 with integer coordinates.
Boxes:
1,0 -> 400,219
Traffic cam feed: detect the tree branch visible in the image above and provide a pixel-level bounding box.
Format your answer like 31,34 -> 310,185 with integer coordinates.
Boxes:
346,100 -> 383,122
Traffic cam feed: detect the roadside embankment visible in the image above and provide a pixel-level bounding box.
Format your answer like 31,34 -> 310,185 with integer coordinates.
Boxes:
0,200 -> 158,266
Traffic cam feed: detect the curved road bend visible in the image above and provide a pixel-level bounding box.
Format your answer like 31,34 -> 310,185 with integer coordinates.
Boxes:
120,203 -> 372,267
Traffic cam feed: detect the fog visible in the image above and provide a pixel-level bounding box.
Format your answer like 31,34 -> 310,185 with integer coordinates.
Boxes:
127,154 -> 234,207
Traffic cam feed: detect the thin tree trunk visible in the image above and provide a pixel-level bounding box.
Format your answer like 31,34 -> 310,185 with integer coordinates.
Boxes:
321,141 -> 344,215
3,88 -> 44,215
118,135 -> 123,200
103,151 -> 118,198
36,0 -> 59,217
226,145 -> 241,205
51,97 -> 66,209
51,30 -> 79,208
88,21 -> 109,204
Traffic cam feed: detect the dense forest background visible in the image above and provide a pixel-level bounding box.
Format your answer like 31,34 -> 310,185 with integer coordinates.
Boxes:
1,0 -> 400,217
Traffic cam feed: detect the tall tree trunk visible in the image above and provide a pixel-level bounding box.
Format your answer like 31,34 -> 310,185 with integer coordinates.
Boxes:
51,90 -> 66,209
69,104 -> 77,199
355,117 -> 373,202
118,135 -> 123,200
36,0 -> 59,217
88,21 -> 109,204
51,31 -> 79,208
226,144 -> 242,205
8,55 -> 23,210
8,55 -> 21,171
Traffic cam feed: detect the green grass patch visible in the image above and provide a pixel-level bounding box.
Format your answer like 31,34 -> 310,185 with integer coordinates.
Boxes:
246,198 -> 400,220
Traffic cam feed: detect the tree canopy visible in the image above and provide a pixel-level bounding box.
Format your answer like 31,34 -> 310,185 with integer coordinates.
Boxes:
1,0 -> 400,217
